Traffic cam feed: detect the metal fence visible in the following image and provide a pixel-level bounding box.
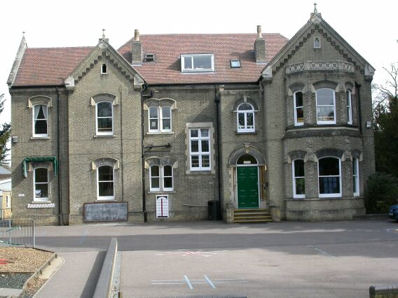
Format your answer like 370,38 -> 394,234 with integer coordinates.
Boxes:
0,218 -> 35,248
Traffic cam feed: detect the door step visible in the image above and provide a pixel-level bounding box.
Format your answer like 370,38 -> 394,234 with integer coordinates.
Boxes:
233,208 -> 272,223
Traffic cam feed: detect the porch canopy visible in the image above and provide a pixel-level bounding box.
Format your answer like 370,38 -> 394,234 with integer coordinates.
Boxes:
22,156 -> 58,178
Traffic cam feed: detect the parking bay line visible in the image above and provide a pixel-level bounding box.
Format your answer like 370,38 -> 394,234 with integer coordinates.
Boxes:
184,275 -> 194,290
204,275 -> 216,289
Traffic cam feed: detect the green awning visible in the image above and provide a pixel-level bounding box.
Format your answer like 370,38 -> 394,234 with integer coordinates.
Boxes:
23,156 -> 58,178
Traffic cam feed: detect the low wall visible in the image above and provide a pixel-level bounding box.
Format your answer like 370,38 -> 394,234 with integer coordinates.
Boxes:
285,198 -> 365,221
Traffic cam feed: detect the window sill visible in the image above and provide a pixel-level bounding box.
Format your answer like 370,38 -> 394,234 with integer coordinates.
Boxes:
235,131 -> 257,135
31,136 -> 50,140
94,134 -> 116,138
149,190 -> 175,194
147,131 -> 174,135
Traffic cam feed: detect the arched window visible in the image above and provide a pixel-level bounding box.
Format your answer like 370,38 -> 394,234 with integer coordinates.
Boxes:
346,90 -> 353,124
237,103 -> 255,133
294,91 -> 304,126
353,158 -> 359,196
97,165 -> 114,200
34,168 -> 49,201
96,101 -> 113,135
237,154 -> 257,165
33,105 -> 48,137
318,157 -> 341,197
316,88 -> 336,124
292,159 -> 305,198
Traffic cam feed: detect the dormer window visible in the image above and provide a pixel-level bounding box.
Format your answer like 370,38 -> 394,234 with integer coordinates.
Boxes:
181,54 -> 214,73
101,64 -> 107,74
144,53 -> 155,62
230,59 -> 241,68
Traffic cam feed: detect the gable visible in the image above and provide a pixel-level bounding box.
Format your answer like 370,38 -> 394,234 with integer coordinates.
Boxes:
262,13 -> 375,81
65,39 -> 144,90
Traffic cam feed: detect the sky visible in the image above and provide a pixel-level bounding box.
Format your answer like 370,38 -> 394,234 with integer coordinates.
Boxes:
0,0 -> 397,125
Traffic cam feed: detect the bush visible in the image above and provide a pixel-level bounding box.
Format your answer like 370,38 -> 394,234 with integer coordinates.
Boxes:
365,172 -> 398,213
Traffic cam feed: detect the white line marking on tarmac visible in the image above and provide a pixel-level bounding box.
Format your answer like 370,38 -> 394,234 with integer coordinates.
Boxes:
204,275 -> 216,288
184,275 -> 194,290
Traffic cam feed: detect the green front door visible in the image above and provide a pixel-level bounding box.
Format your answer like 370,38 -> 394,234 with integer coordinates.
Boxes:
237,166 -> 259,208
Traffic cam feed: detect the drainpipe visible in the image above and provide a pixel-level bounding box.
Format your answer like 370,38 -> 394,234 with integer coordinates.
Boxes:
55,88 -> 63,225
141,84 -> 149,222
215,87 -> 222,218
119,87 -> 124,201
355,82 -> 362,134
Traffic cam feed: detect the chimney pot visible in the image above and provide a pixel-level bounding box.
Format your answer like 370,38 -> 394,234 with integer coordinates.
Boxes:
257,25 -> 262,39
134,29 -> 140,41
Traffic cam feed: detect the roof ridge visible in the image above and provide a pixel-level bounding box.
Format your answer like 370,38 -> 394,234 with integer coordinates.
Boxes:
26,46 -> 95,50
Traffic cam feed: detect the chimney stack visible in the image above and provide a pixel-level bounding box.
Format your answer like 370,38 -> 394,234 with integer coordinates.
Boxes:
132,29 -> 142,64
254,25 -> 266,63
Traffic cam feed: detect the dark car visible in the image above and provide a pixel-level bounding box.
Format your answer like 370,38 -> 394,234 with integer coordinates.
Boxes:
389,204 -> 398,221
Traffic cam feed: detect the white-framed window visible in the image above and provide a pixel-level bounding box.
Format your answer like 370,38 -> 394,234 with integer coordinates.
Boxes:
33,105 -> 48,137
237,103 -> 255,133
34,168 -> 49,202
150,165 -> 173,192
5,195 -> 11,209
181,54 -> 214,72
148,106 -> 172,133
292,159 -> 305,198
346,90 -> 353,124
316,88 -> 336,124
97,165 -> 114,200
353,158 -> 360,197
96,101 -> 113,135
294,91 -> 304,126
189,128 -> 211,171
318,157 -> 341,198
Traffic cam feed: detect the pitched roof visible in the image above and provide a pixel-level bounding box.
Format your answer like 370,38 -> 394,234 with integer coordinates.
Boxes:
118,34 -> 288,85
13,47 -> 94,87
11,33 -> 288,87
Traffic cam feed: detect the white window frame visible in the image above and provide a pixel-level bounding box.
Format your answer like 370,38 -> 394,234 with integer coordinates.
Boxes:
181,54 -> 214,73
33,167 -> 49,202
150,165 -> 173,192
346,90 -> 353,125
189,128 -> 211,171
96,101 -> 114,136
316,88 -> 336,125
32,104 -> 48,137
97,165 -> 115,200
353,158 -> 360,197
148,106 -> 172,133
293,91 -> 304,126
292,159 -> 305,199
236,103 -> 255,133
318,157 -> 342,198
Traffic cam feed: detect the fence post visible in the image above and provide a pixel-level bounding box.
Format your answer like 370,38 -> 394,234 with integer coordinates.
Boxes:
32,219 -> 35,248
8,219 -> 11,245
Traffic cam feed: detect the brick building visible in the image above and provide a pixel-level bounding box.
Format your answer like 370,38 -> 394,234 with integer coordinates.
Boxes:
7,10 -> 375,224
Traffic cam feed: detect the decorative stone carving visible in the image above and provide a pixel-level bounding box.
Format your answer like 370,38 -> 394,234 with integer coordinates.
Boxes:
286,61 -> 355,75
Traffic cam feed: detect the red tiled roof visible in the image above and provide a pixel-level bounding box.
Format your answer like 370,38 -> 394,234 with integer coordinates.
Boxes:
118,34 -> 288,85
13,47 -> 94,86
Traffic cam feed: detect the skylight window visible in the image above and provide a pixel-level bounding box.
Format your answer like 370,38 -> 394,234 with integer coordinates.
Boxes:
230,59 -> 241,68
144,53 -> 155,62
181,54 -> 214,73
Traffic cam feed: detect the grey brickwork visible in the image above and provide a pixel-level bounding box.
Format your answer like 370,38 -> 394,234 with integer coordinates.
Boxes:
8,12 -> 375,224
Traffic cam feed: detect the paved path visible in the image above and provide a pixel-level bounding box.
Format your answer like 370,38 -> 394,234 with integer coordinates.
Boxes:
36,251 -> 104,298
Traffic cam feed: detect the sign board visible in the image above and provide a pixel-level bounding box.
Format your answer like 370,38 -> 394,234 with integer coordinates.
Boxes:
156,195 -> 169,218
83,202 -> 128,222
